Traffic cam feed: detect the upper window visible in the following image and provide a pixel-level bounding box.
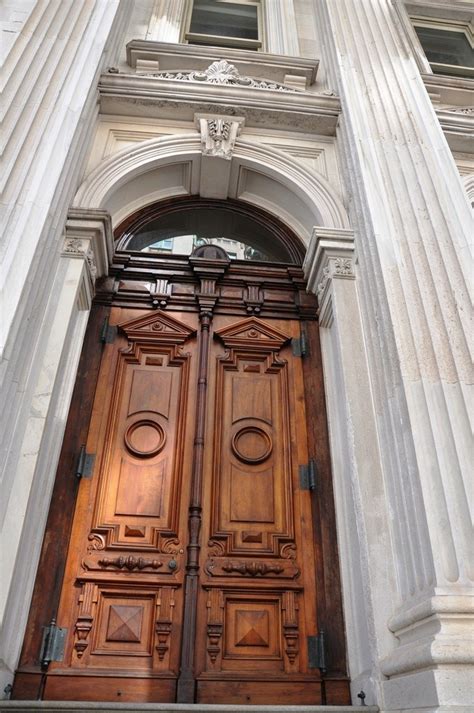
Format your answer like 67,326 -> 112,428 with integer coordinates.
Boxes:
412,17 -> 473,78
185,0 -> 262,51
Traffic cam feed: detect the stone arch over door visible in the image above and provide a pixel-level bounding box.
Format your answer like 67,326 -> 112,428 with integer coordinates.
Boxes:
73,133 -> 350,243
12,126 -> 374,700
12,130 -> 365,705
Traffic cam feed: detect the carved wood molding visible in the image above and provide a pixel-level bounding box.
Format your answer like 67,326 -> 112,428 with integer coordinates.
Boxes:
73,583 -> 98,659
97,555 -> 163,571
205,557 -> 299,579
119,311 -> 196,345
214,316 -> 291,351
155,586 -> 176,662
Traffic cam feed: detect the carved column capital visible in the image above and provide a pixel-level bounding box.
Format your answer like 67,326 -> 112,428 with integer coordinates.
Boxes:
62,209 -> 113,310
303,227 -> 355,322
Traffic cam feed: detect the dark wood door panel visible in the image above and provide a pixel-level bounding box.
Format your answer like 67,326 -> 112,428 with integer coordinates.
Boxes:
13,262 -> 349,704
46,309 -> 199,697
196,316 -> 319,698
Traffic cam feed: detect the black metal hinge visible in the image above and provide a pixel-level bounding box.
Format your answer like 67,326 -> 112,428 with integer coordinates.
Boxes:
100,316 -> 117,344
299,459 -> 317,490
291,331 -> 308,357
76,445 -> 95,479
40,619 -> 67,671
307,631 -> 326,672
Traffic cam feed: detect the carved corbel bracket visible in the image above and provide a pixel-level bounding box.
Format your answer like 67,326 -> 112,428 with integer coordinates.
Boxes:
195,113 -> 245,200
303,227 -> 355,326
195,113 -> 245,160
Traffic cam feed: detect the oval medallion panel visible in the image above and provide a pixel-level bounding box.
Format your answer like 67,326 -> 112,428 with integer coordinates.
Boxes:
124,420 -> 166,458
231,426 -> 272,464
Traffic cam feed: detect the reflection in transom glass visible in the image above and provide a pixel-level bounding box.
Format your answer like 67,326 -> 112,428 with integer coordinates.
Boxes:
121,205 -> 294,263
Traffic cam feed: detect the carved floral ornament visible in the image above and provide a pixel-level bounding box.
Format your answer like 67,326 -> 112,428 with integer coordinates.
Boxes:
445,106 -> 474,115
196,113 -> 244,160
62,237 -> 97,282
141,59 -> 300,93
317,256 -> 355,301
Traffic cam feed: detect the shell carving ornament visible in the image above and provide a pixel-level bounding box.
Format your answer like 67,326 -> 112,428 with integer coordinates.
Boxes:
146,60 -> 298,92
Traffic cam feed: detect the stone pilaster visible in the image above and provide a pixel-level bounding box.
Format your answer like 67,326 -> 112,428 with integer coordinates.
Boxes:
315,1 -> 473,710
305,228 -> 396,705
146,0 -> 186,43
264,0 -> 300,55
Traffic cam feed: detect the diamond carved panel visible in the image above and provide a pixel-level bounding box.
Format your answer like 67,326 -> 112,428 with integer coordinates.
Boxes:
235,610 -> 269,647
223,596 -> 281,668
106,605 -> 143,642
92,593 -> 154,659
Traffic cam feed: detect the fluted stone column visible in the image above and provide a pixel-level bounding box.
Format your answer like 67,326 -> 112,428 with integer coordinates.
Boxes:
0,0 -> 127,692
314,1 -> 473,711
146,0 -> 186,42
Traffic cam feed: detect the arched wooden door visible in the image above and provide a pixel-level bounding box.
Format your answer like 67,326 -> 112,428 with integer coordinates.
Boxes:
13,221 -> 349,705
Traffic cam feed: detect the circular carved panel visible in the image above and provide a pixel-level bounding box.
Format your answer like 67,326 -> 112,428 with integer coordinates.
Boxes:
125,420 -> 166,457
232,426 -> 272,464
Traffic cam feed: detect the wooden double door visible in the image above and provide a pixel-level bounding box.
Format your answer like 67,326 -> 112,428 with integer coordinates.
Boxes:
14,251 -> 349,704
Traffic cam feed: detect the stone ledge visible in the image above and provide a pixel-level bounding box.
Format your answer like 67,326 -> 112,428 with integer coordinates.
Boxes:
98,74 -> 340,135
126,41 -> 319,87
0,705 -> 377,713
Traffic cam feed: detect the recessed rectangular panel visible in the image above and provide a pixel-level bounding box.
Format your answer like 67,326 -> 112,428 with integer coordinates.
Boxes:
212,336 -> 294,554
232,376 -> 271,423
128,369 -> 172,417
97,338 -> 193,535
115,459 -> 165,517
230,465 -> 273,523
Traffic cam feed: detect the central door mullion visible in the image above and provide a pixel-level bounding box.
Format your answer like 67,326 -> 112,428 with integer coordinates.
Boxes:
176,308 -> 213,702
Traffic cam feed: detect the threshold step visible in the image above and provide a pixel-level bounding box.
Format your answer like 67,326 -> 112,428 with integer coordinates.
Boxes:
0,704 -> 379,713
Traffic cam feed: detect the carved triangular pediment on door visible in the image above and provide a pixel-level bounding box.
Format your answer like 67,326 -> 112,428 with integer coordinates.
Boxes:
215,317 -> 290,351
118,311 -> 196,344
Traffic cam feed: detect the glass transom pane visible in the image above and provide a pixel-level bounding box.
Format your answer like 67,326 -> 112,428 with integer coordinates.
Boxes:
123,205 -> 292,263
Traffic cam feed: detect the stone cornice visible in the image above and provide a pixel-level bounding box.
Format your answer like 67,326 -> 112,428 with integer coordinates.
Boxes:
98,73 -> 340,135
126,40 -> 319,87
423,72 -> 474,105
435,106 -> 474,152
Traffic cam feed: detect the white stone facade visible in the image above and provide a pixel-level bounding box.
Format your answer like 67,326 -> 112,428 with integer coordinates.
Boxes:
0,1 -> 472,711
